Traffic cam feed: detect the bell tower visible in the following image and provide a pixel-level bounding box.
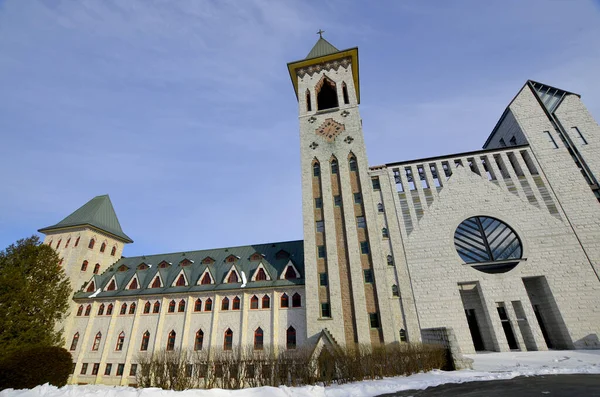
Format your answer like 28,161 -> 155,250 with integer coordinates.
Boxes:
288,34 -> 389,347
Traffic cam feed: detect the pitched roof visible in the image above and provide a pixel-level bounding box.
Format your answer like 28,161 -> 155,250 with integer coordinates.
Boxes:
74,240 -> 304,299
306,37 -> 340,60
38,195 -> 133,243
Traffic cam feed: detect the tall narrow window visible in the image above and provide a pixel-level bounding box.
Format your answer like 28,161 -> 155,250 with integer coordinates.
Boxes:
194,330 -> 204,351
88,239 -> 95,249
65,238 -> 71,248
204,298 -> 212,311
382,228 -> 389,238
120,303 -> 127,315
224,329 -> 233,351
321,302 -> 331,318
221,297 -> 230,311
84,305 -> 91,316
140,331 -> 150,351
93,264 -> 100,274
250,295 -> 259,309
110,246 -> 116,256
572,127 -> 588,145
262,294 -> 270,309
194,299 -> 202,312
129,302 -> 136,314
316,75 -> 338,110
342,82 -> 349,105
70,333 -> 79,351
178,299 -> 186,312
144,301 -> 151,314
81,261 -> 88,272
100,243 -> 106,253
166,331 -> 176,351
168,300 -> 176,313
387,255 -> 394,266
232,296 -> 241,310
331,160 -> 338,174
377,203 -> 384,213
75,237 -> 80,247
98,304 -> 105,316
153,301 -> 160,313
286,326 -> 296,349
115,332 -> 125,351
292,293 -> 301,308
360,241 -> 370,254
392,285 -> 399,297
56,239 -> 62,249
107,304 -> 113,315
349,157 -> 357,171
313,162 -> 320,177
306,89 -> 312,112
318,245 -> 326,258
281,293 -> 289,308
92,332 -> 102,351
254,327 -> 264,350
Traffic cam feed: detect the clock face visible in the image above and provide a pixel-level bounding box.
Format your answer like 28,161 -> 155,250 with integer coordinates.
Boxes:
315,118 -> 345,142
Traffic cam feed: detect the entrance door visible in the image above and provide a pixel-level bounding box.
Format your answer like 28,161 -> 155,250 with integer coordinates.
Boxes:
465,309 -> 485,351
533,304 -> 554,349
497,306 -> 519,350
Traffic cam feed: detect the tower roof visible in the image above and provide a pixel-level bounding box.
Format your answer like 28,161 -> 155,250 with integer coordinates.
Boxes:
306,37 -> 340,59
38,194 -> 133,243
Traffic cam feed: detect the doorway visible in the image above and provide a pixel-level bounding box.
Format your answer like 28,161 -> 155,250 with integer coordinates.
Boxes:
465,309 -> 485,351
497,304 -> 519,350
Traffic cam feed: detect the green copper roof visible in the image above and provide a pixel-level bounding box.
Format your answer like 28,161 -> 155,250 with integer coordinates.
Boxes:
306,37 -> 340,60
39,195 -> 133,243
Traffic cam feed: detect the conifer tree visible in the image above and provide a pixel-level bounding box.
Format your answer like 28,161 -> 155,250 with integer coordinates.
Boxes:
0,236 -> 71,355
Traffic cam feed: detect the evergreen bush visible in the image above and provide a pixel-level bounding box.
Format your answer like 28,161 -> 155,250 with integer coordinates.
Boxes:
0,346 -> 73,390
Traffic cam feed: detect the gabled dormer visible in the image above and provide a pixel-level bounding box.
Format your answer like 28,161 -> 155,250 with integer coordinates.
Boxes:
157,260 -> 171,269
223,265 -> 241,284
148,273 -> 163,289
276,249 -> 290,260
104,275 -> 118,291
225,254 -> 239,264
172,269 -> 189,287
180,258 -> 194,267
197,268 -> 215,285
280,260 -> 301,280
117,264 -> 129,272
201,256 -> 215,265
251,263 -> 272,282
137,262 -> 150,271
85,278 -> 96,293
127,275 -> 140,290
249,252 -> 264,261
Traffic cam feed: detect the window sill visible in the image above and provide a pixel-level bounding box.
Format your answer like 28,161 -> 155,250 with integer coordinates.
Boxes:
315,107 -> 339,115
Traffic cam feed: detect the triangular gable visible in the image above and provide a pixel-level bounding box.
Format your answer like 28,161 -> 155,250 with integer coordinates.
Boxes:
249,252 -> 264,261
197,267 -> 215,285
310,328 -> 342,361
117,264 -> 129,272
157,260 -> 172,269
250,262 -> 272,282
225,254 -> 239,263
223,265 -> 241,283
280,260 -> 301,280
127,275 -> 140,290
85,278 -> 96,293
172,269 -> 189,287
180,258 -> 194,267
201,256 -> 215,265
275,249 -> 290,260
104,275 -> 118,291
137,262 -> 150,270
148,273 -> 164,288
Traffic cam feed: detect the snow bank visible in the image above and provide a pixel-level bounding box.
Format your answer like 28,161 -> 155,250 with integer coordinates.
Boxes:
2,350 -> 599,397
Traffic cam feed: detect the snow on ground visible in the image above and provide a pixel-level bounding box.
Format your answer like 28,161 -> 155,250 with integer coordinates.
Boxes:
2,350 -> 599,397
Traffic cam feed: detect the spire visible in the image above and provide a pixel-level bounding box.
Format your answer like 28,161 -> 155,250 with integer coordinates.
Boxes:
306,36 -> 340,60
38,194 -> 133,243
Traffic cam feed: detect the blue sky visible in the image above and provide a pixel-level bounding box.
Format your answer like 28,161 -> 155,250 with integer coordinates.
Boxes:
1,0 -> 600,257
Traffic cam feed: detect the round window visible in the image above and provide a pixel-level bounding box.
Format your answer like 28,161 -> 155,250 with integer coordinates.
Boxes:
454,216 -> 522,274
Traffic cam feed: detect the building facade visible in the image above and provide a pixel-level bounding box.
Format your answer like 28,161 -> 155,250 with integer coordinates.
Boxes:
39,37 -> 600,385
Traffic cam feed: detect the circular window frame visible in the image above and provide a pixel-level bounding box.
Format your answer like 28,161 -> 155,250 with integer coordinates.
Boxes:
454,215 -> 525,274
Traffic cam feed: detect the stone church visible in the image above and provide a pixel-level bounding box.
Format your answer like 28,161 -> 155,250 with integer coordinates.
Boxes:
39,36 -> 600,385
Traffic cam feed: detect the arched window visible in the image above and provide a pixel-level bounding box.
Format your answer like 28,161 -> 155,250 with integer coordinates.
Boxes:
200,272 -> 212,285
178,299 -> 185,312
331,159 -> 339,174
254,327 -> 264,350
306,89 -> 312,112
316,75 -> 338,110
65,238 -> 71,248
120,303 -> 127,315
92,332 -> 102,351
75,237 -> 80,247
168,300 -> 176,313
98,304 -> 105,316
224,329 -> 233,351
176,274 -> 186,286
143,301 -> 151,314
204,298 -> 212,312
106,279 -> 116,291
284,266 -> 298,280
280,293 -> 289,308
255,268 -> 267,281
56,239 -> 62,249
349,157 -> 357,171
166,330 -> 176,351
262,295 -> 270,309
194,299 -> 202,312
70,332 -> 79,351
342,82 -> 349,105
93,264 -> 100,274
221,297 -> 229,311
392,285 -> 399,297
129,278 -> 138,290
86,281 -> 95,292
107,304 -> 113,315
382,228 -> 389,238
77,305 -> 83,316
250,295 -> 259,309
313,162 -> 320,177
292,293 -> 302,308
88,239 -> 95,249
227,270 -> 238,284
48,240 -> 53,247
194,330 -> 204,351
129,302 -> 136,314
286,326 -> 296,350
110,246 -> 116,256
115,331 -> 125,351
81,261 -> 88,271
153,301 -> 160,313
100,243 -> 106,253
140,331 -> 150,351
84,304 -> 91,316
232,296 -> 240,310
151,277 -> 161,288
387,255 -> 394,266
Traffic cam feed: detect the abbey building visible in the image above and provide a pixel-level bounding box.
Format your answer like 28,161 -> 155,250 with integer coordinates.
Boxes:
39,37 -> 600,385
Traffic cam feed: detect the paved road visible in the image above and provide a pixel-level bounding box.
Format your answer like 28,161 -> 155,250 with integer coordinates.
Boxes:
378,374 -> 600,397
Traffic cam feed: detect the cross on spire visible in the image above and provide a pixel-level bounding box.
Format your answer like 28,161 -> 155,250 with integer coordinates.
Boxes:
317,29 -> 325,38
